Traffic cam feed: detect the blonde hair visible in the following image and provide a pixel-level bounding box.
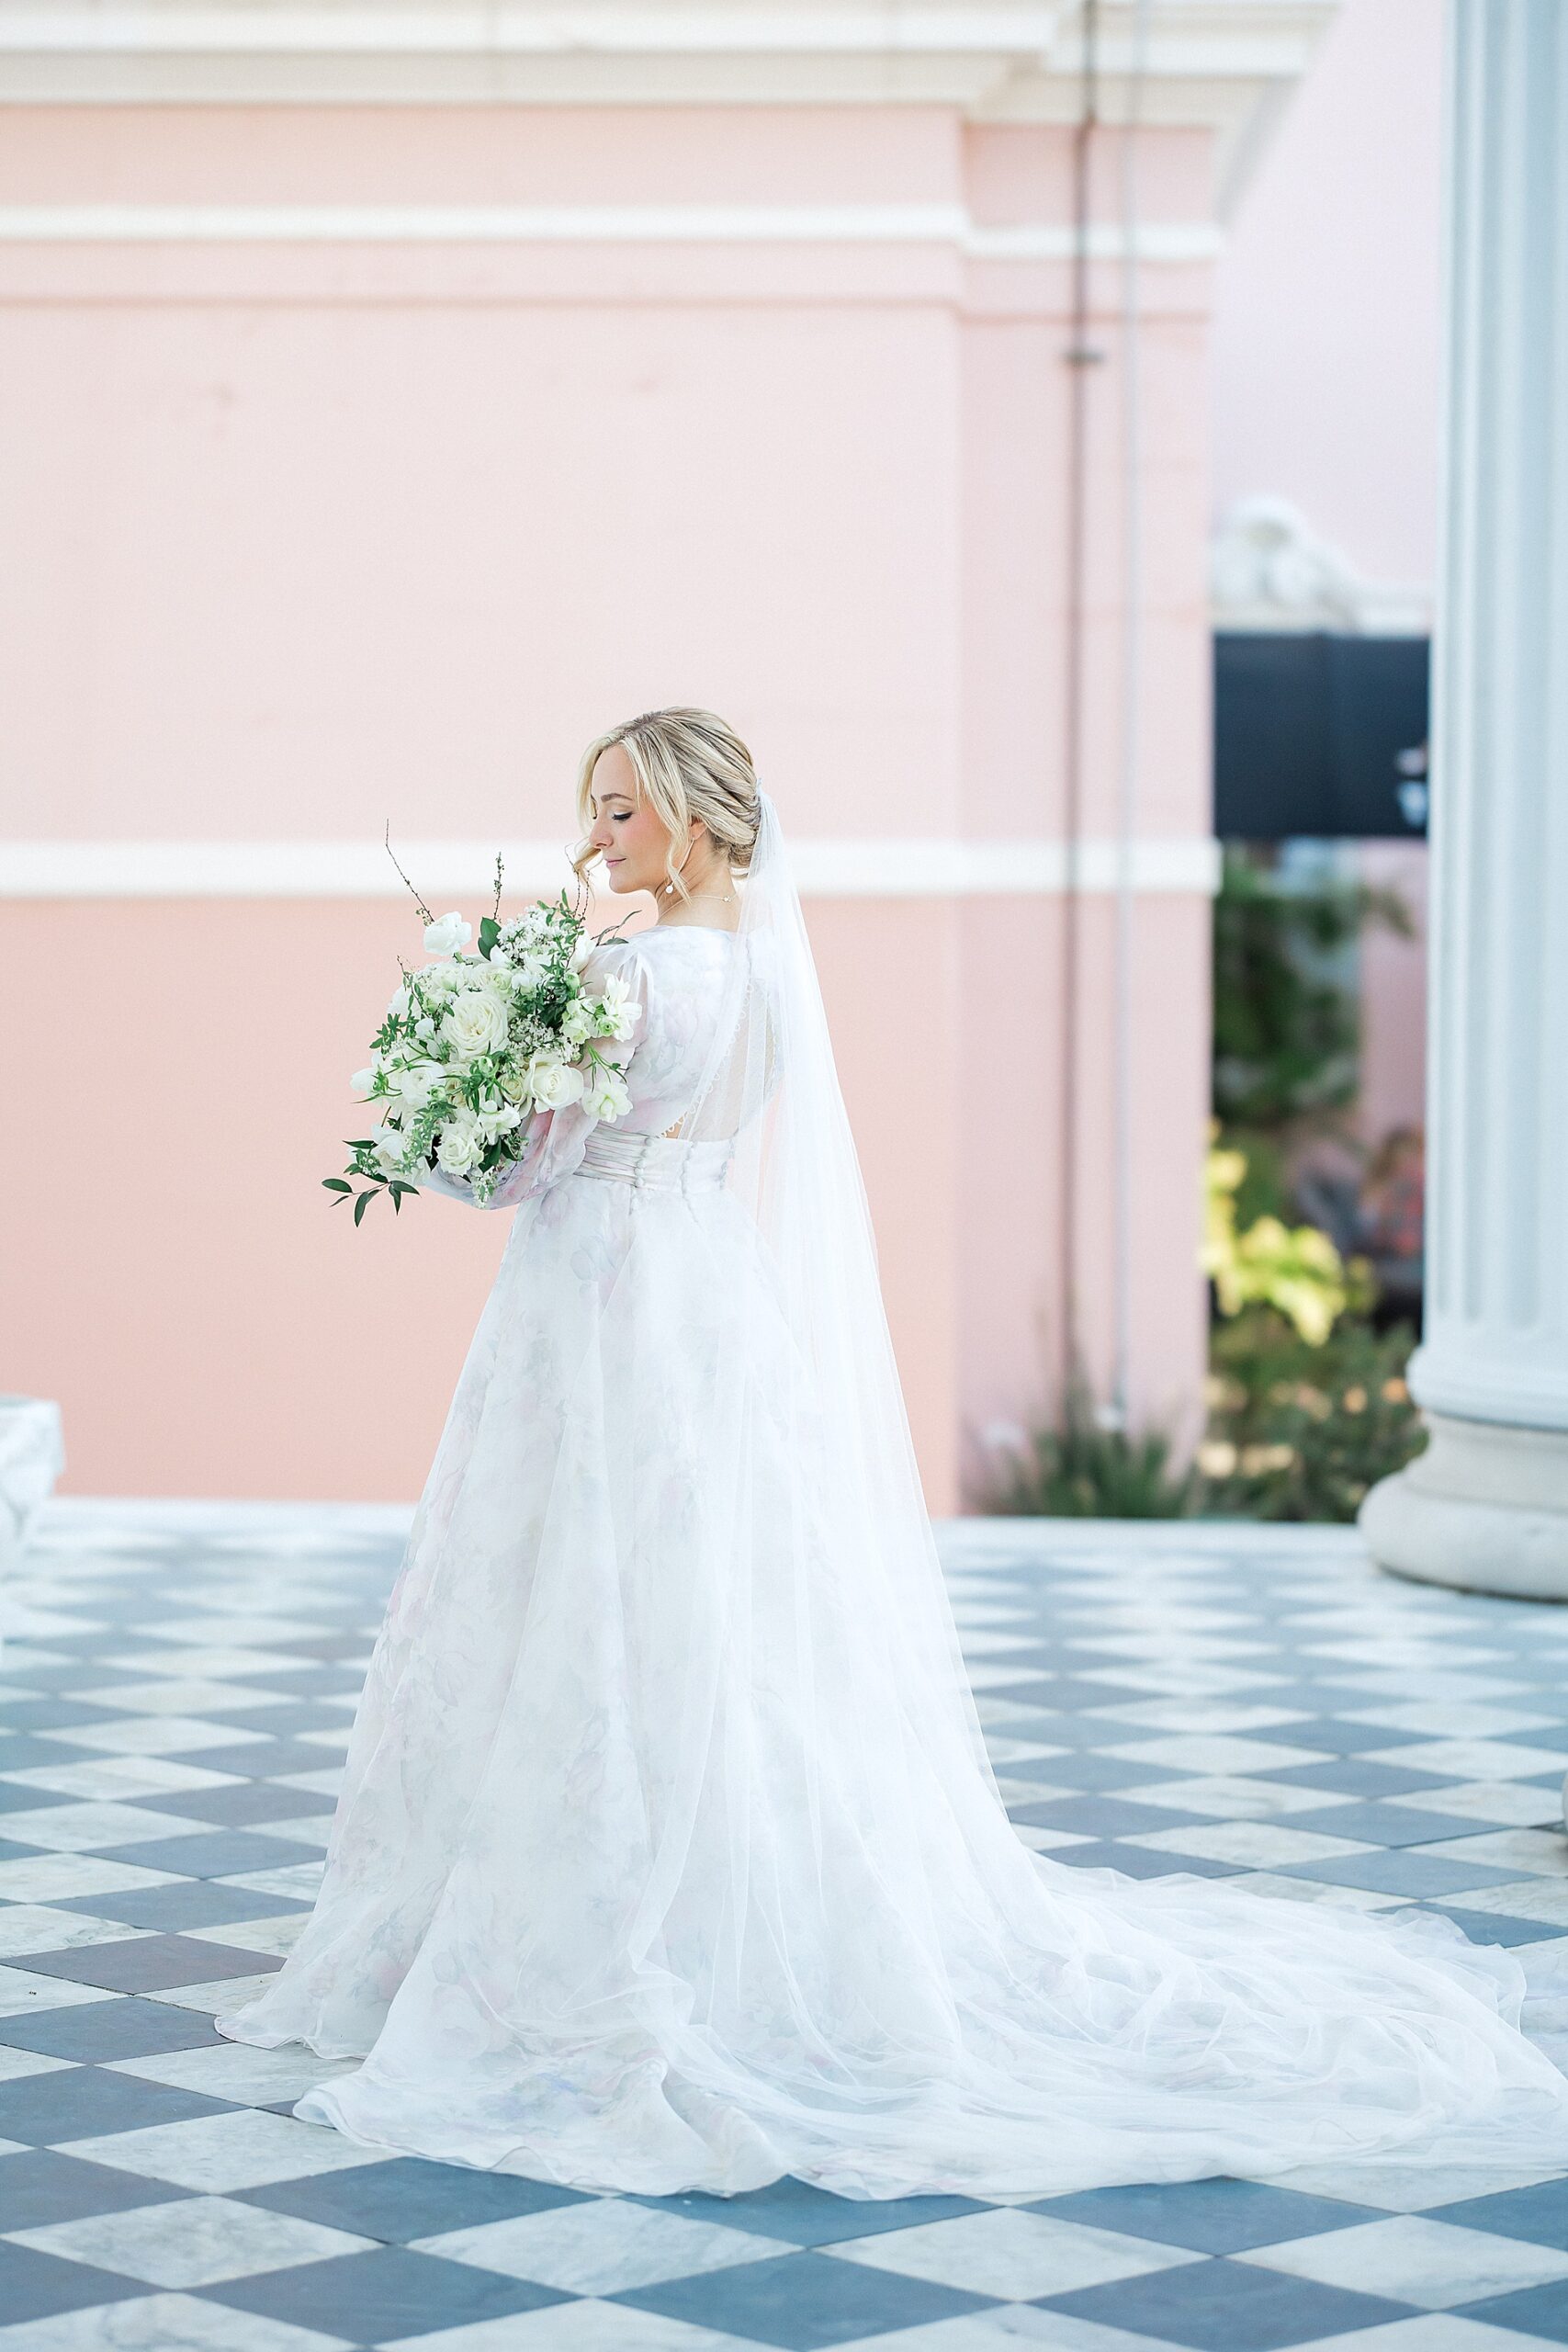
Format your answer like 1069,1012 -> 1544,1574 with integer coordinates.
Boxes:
572,707 -> 761,899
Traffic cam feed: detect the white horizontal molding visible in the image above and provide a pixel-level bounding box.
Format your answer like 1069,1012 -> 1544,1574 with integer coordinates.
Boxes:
0,4 -> 1339,168
0,204 -> 1220,263
0,835 -> 1222,899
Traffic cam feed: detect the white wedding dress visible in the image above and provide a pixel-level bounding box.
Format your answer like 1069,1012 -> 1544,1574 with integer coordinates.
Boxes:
219,796 -> 1568,2199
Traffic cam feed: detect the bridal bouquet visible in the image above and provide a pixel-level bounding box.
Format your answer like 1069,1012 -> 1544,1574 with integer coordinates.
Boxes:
326,856 -> 637,1222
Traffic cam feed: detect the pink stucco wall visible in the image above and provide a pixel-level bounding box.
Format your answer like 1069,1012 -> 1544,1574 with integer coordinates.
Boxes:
3,98 -> 1217,1509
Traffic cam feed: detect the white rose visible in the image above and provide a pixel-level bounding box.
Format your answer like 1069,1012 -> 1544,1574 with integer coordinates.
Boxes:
390,1062 -> 441,1112
423,910 -> 472,957
435,1112 -> 485,1174
372,1127 -> 410,1175
530,1059 -> 586,1112
443,989 -> 510,1062
583,1065 -> 632,1123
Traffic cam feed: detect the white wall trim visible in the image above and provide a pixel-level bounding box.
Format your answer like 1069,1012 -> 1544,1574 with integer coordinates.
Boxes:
0,835 -> 1222,899
0,203 -> 1220,263
1211,497 -> 1433,637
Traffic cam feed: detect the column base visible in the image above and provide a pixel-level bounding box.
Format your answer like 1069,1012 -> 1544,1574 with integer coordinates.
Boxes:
1359,1410 -> 1568,1601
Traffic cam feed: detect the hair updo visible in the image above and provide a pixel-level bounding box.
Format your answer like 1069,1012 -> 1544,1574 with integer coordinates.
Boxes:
572,707 -> 761,899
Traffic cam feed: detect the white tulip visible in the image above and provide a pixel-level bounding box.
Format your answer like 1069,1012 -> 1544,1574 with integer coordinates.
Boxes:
423,910 -> 472,956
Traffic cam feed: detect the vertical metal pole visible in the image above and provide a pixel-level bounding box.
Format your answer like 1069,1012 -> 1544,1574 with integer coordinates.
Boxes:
1060,0 -> 1100,1412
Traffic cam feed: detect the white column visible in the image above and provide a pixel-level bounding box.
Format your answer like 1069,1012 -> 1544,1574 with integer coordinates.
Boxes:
1360,0 -> 1568,1600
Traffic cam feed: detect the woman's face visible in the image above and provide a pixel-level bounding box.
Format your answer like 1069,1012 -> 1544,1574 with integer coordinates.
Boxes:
586,743 -> 694,896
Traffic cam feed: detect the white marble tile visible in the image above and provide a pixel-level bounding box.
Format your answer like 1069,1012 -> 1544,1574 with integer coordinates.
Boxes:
1390,1782 -> 1566,1828
0,2291 -> 351,2351
185,1914 -> 310,1959
1131,1822 -> 1375,1868
1114,1775 -> 1344,1821
825,2209 -> 1197,2300
0,1803 -> 212,1855
0,1905 -> 136,1958
1366,1739 -> 1568,1782
0,1856 -> 175,1905
1265,2157 -> 1568,2211
11,2193 -> 375,2288
1236,2213 -> 1568,2307
1281,2321 -> 1567,2352
0,1963 -> 123,2018
42,1717 -> 271,1758
414,2200 -> 782,2294
109,2041 -> 359,2108
0,1757 -> 239,1802
0,2045 -> 73,2085
141,1972 -> 288,2015
214,1864 -> 325,1903
1099,1734 -> 1336,1776
66,2105 -> 378,2189
1414,1829 -> 1568,1877
68,1680 -> 293,1719
829,2316 -> 1160,2352
397,2305 -> 764,2352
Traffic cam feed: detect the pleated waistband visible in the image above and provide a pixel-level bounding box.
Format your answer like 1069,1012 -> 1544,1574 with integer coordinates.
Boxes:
577,1128 -> 733,1194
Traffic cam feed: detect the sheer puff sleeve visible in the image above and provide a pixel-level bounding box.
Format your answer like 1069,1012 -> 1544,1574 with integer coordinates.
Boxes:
415,935 -> 651,1213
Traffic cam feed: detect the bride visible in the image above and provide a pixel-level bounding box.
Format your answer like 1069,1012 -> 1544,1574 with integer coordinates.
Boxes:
219,707 -> 1568,2199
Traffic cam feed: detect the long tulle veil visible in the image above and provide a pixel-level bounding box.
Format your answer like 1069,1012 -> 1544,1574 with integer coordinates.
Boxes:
675,786 -> 1002,1788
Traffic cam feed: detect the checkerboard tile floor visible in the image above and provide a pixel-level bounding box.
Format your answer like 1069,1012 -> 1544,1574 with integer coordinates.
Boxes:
2,1504 -> 1567,2351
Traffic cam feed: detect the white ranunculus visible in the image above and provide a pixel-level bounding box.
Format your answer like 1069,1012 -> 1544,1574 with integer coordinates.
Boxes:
530,1059 -> 586,1112
443,989 -> 510,1062
423,910 -> 472,956
350,1067 -> 378,1098
435,1112 -> 485,1174
372,1127 -> 409,1175
583,1064 -> 632,1123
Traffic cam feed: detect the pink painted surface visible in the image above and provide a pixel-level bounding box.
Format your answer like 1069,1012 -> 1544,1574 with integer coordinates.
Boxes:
2,102 -> 1220,1506
1212,0 -> 1443,588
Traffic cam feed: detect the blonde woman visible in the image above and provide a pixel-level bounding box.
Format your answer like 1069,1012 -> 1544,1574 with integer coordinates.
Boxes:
219,710 -> 1568,2198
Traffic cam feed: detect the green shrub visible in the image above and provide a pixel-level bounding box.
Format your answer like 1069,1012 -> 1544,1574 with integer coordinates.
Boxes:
1201,1306 -> 1426,1523
983,1385 -> 1200,1521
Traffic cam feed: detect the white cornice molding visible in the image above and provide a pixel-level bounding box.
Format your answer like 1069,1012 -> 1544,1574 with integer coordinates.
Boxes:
1211,498 -> 1433,637
0,3 -> 1340,207
0,835 -> 1222,899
